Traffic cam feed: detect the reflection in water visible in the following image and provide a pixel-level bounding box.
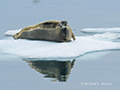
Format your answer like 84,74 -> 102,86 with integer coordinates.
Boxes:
25,59 -> 75,82
33,0 -> 40,5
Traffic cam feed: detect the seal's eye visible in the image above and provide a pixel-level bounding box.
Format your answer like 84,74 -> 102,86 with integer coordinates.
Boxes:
62,22 -> 64,24
63,22 -> 67,26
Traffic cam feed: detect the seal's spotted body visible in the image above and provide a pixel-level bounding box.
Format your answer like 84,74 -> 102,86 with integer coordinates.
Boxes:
13,20 -> 76,42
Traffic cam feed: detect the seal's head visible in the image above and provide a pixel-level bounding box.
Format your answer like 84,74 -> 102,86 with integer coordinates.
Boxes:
58,20 -> 68,29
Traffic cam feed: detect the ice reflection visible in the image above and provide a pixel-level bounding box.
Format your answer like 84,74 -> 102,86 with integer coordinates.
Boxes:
33,0 -> 40,5
25,59 -> 75,82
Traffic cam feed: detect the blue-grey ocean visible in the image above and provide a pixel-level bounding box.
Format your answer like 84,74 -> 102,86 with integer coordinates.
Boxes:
0,0 -> 120,90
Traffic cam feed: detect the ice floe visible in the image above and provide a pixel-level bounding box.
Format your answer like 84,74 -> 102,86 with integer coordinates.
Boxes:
1,29 -> 120,60
0,36 -> 120,60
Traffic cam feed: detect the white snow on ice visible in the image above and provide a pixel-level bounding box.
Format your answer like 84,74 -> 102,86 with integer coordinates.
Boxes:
1,28 -> 120,60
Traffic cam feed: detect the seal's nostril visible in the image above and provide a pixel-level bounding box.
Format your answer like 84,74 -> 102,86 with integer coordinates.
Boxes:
64,39 -> 67,41
64,28 -> 67,30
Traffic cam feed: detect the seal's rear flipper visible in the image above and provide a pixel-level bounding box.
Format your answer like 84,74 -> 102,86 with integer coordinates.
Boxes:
13,33 -> 19,39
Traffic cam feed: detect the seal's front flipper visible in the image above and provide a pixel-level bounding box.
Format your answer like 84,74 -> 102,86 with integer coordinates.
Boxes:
72,33 -> 76,40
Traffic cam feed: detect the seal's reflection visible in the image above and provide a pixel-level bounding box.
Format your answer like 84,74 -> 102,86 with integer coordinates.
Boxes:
25,59 -> 75,82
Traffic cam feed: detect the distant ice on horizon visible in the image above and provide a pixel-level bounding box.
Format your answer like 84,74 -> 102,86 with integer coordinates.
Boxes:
1,28 -> 120,60
87,32 -> 120,41
4,29 -> 21,36
81,28 -> 120,33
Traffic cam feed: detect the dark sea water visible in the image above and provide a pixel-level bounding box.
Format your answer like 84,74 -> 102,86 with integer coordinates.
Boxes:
0,0 -> 120,90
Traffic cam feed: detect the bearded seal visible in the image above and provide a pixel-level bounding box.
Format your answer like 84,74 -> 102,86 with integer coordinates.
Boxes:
13,20 -> 76,42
